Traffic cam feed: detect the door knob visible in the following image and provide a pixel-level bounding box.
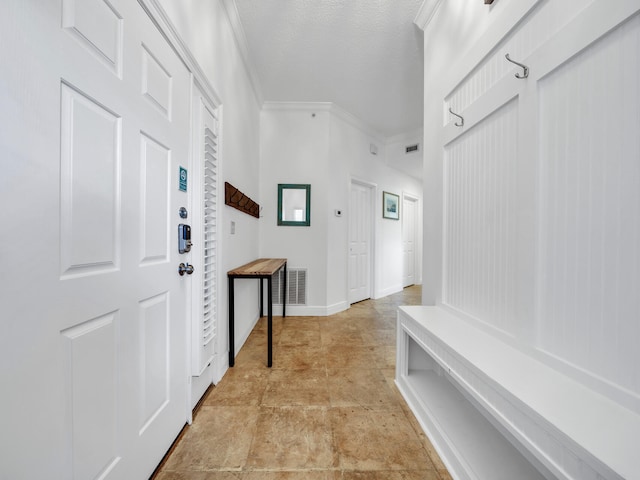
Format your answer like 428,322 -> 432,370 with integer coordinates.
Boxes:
178,263 -> 194,276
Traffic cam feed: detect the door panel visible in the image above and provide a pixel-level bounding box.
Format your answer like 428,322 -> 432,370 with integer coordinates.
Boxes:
140,132 -> 171,264
60,82 -> 121,277
61,312 -> 120,480
349,182 -> 372,303
0,1 -> 191,478
402,196 -> 416,287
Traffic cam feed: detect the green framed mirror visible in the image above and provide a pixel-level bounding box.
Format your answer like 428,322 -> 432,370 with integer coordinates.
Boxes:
277,184 -> 311,226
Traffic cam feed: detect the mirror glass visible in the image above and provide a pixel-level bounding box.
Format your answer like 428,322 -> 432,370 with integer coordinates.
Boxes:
278,184 -> 311,226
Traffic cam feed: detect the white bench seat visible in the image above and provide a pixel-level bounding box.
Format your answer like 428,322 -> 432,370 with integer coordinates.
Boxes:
395,306 -> 640,480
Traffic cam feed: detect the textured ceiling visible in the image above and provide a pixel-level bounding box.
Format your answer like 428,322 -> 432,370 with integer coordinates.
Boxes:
232,0 -> 425,139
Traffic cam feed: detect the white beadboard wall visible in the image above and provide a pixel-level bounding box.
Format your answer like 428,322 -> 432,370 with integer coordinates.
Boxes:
537,12 -> 640,396
445,0 -> 591,123
431,0 -> 640,410
443,99 -> 518,337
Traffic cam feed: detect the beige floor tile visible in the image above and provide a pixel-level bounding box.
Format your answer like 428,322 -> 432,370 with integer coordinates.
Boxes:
377,346 -> 396,369
204,370 -> 269,407
324,345 -> 381,370
330,407 -> 435,472
154,472 -> 242,480
281,316 -> 322,330
360,329 -> 396,347
246,407 -> 337,470
320,329 -> 366,348
327,368 -> 399,407
344,316 -> 395,331
261,368 -> 330,406
253,316 -> 286,334
154,286 -> 452,480
233,346 -> 273,369
279,325 -> 322,347
337,471 -> 440,480
272,345 -> 326,369
161,406 -> 258,472
240,471 -> 335,480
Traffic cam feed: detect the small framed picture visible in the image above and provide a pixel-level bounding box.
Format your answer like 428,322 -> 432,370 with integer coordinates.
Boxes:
382,191 -> 400,220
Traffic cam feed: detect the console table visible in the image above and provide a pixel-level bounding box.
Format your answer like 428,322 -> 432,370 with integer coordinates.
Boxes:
228,258 -> 287,367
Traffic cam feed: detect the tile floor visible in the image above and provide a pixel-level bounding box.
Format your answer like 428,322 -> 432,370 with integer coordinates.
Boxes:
154,286 -> 452,480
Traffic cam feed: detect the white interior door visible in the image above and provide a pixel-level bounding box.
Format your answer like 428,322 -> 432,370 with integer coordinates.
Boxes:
0,1 -> 191,478
349,181 -> 372,303
402,195 -> 417,287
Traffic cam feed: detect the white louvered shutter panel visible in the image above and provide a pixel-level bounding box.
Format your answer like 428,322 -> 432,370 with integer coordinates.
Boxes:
192,99 -> 218,377
202,114 -> 217,348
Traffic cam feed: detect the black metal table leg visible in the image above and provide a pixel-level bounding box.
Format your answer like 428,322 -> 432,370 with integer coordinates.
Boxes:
228,276 -> 235,367
259,277 -> 263,318
267,275 -> 273,367
282,263 -> 287,318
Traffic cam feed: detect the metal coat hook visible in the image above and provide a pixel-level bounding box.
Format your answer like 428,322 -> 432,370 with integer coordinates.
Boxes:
505,53 -> 529,79
449,107 -> 464,127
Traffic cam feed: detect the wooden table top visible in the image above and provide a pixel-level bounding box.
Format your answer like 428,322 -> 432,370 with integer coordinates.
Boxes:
227,258 -> 287,277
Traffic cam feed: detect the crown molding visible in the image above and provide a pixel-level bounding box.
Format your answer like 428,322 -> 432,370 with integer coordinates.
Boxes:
386,127 -> 424,146
220,0 -> 264,105
262,102 -> 385,141
414,0 -> 445,31
329,104 -> 385,140
262,101 -> 333,112
138,0 -> 221,107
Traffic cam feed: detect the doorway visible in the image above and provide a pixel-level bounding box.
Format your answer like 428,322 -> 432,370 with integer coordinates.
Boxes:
402,193 -> 419,287
349,179 -> 375,303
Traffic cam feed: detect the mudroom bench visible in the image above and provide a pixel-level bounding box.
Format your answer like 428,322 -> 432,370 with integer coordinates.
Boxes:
395,306 -> 640,480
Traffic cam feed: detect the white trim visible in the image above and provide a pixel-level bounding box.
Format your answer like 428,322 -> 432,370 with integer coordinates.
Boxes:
262,101 -> 332,112
212,352 -> 227,384
220,0 -> 264,105
385,127 -> 424,146
375,283 -> 404,299
263,101 -> 386,142
414,0 -> 445,31
330,103 -> 385,141
326,301 -> 349,316
269,302 -> 349,317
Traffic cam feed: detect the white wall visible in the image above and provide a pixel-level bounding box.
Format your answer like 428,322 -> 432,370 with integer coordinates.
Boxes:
330,112 -> 423,299
259,106 -> 331,312
260,103 -> 422,314
156,0 -> 262,402
385,128 -> 424,180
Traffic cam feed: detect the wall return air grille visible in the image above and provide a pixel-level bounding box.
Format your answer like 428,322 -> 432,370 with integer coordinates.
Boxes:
272,268 -> 307,305
405,143 -> 419,154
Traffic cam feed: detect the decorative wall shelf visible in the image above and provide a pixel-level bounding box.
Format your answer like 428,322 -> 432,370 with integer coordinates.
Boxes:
225,182 -> 259,218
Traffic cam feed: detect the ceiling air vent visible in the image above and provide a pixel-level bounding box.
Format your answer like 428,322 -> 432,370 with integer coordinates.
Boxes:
405,143 -> 419,154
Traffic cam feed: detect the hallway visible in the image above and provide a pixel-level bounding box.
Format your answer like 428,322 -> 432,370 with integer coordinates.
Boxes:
154,286 -> 451,479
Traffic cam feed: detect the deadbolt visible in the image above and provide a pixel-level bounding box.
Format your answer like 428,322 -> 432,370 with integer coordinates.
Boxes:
178,263 -> 194,276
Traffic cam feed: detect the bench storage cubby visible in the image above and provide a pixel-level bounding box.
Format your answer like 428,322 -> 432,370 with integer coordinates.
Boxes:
395,306 -> 640,480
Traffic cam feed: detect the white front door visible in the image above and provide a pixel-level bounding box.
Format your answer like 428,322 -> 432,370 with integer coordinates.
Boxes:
349,181 -> 372,303
402,195 -> 417,287
0,1 -> 191,478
